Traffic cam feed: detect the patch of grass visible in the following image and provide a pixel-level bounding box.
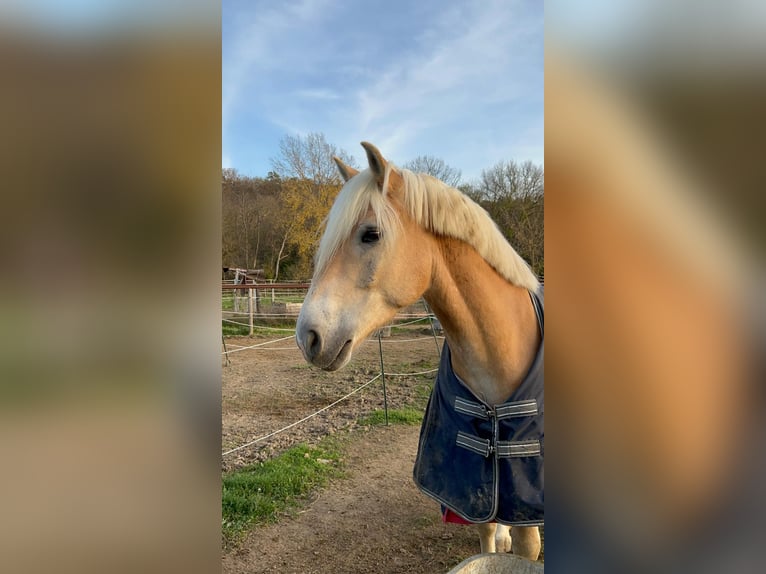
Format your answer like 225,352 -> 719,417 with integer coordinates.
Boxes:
271,295 -> 304,304
222,320 -> 297,338
389,325 -> 413,335
222,440 -> 343,546
358,407 -> 423,426
289,363 -> 312,371
222,322 -> 250,337
253,327 -> 297,337
414,382 -> 433,401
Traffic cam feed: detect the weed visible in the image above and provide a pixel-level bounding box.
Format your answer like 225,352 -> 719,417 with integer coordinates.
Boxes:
414,383 -> 433,400
222,322 -> 250,337
358,407 -> 423,426
222,321 -> 297,338
222,440 -> 344,547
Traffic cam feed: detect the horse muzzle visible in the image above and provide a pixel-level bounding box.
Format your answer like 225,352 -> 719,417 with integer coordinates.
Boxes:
296,320 -> 354,371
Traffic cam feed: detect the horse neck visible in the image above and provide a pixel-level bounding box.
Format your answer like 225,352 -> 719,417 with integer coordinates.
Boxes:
423,237 -> 540,405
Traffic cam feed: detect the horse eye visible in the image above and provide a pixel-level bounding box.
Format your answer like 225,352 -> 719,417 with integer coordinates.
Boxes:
361,228 -> 381,244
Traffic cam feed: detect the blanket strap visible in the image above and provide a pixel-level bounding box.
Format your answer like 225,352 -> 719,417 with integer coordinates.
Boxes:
456,431 -> 491,457
453,398 -> 541,458
495,439 -> 541,458
454,397 -> 538,420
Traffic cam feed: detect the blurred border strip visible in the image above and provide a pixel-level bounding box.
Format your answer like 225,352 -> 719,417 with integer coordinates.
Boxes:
0,3 -> 221,574
546,2 -> 765,572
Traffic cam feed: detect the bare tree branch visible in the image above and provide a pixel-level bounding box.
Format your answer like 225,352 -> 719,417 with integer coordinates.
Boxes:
403,155 -> 462,187
270,132 -> 357,185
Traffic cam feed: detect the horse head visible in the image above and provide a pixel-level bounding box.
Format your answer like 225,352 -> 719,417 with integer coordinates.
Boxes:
296,142 -> 432,370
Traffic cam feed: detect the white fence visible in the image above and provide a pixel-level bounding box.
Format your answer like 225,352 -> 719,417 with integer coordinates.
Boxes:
222,282 -> 436,336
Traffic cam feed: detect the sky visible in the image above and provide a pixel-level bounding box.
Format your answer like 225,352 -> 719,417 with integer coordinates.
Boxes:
223,0 -> 543,182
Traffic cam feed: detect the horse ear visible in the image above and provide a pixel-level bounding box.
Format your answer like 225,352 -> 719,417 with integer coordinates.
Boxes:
360,141 -> 387,189
332,156 -> 359,182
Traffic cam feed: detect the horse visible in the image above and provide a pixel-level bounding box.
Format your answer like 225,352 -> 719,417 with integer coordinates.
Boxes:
295,142 -> 543,560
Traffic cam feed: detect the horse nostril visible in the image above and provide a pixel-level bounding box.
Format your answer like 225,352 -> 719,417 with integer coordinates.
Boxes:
306,329 -> 321,359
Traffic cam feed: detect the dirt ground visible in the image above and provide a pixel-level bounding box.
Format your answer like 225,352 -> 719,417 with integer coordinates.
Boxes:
221,330 -> 541,573
221,329 -> 443,472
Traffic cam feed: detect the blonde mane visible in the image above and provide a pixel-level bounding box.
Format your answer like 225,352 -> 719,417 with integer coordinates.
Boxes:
315,164 -> 540,291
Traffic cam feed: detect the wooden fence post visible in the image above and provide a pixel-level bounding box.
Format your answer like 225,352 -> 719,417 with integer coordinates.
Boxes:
248,288 -> 254,337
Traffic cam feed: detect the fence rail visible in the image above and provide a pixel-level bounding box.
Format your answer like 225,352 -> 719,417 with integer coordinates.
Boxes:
221,282 -> 311,290
222,283 -> 437,337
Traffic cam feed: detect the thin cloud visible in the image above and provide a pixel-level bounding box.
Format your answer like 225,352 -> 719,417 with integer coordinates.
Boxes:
223,0 -> 335,127
223,0 -> 542,178
354,0 -> 542,162
295,88 -> 341,101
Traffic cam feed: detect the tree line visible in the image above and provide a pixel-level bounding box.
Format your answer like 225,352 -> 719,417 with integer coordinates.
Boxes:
223,133 -> 543,281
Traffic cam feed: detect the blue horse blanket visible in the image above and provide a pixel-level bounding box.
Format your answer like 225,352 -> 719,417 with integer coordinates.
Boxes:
413,289 -> 544,525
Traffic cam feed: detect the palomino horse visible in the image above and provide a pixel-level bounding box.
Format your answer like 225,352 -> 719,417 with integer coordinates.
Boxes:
295,142 -> 543,560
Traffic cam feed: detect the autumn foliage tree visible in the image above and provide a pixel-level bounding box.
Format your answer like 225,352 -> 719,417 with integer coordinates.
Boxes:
269,133 -> 358,279
222,169 -> 283,275
222,133 -> 543,281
